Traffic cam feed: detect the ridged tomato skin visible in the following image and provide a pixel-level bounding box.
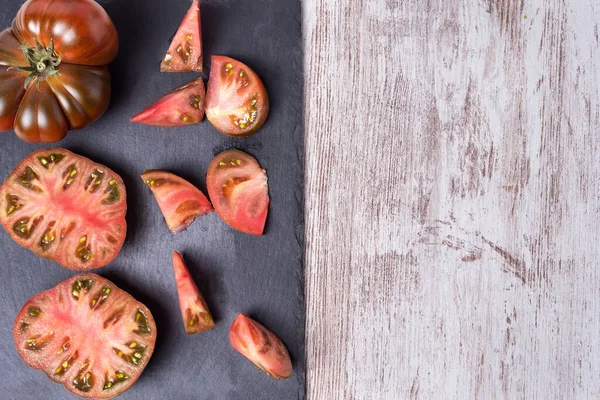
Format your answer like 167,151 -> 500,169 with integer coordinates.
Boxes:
0,0 -> 118,142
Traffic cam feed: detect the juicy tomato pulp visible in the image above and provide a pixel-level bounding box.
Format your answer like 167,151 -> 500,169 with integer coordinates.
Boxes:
0,0 -> 118,142
131,78 -> 205,127
229,314 -> 293,380
141,170 -> 212,233
205,56 -> 269,137
161,0 -> 202,72
13,274 -> 157,398
206,150 -> 269,235
172,252 -> 214,334
0,149 -> 127,270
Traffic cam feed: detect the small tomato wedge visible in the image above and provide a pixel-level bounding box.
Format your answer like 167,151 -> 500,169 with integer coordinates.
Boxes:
172,251 -> 214,334
14,273 -> 157,398
229,314 -> 293,380
130,78 -> 205,127
141,170 -> 212,233
160,0 -> 202,72
206,150 -> 269,235
0,149 -> 127,270
205,56 -> 269,137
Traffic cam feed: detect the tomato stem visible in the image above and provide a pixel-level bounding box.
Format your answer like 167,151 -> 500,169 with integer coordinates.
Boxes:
8,39 -> 61,89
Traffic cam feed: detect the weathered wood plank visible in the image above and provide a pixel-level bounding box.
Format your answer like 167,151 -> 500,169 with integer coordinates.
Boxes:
304,0 -> 600,398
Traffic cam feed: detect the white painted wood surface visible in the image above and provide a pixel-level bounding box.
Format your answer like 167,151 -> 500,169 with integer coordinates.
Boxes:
303,1 -> 600,398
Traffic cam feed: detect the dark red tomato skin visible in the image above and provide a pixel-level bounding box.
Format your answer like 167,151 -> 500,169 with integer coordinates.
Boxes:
131,78 -> 205,127
0,0 -> 118,142
0,29 -> 28,131
12,0 -> 118,66
47,64 -> 111,130
229,314 -> 293,380
14,80 -> 69,143
205,56 -> 269,137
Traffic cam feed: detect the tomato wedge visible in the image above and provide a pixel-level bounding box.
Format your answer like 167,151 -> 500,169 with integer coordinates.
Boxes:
160,0 -> 202,72
205,56 -> 269,137
206,150 -> 269,235
13,273 -> 157,398
141,170 -> 212,233
229,314 -> 293,380
0,149 -> 127,270
172,251 -> 214,334
130,78 -> 205,127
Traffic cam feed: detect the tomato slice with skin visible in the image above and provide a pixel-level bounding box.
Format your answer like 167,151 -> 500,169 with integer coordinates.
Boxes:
130,78 -> 205,127
229,314 -> 293,380
13,273 -> 157,398
205,56 -> 269,137
206,150 -> 269,235
160,0 -> 202,72
141,170 -> 213,233
0,149 -> 127,270
172,251 -> 214,334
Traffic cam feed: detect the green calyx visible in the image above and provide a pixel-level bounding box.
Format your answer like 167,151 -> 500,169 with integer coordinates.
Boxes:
9,39 -> 61,89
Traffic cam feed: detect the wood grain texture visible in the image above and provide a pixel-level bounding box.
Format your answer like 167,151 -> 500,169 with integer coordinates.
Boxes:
303,1 -> 600,398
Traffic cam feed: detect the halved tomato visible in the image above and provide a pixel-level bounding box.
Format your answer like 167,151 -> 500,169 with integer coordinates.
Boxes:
160,0 -> 202,72
13,273 -> 157,398
229,314 -> 292,380
205,56 -> 269,137
172,251 -> 214,334
130,78 -> 205,127
0,149 -> 127,270
206,150 -> 269,235
141,170 -> 212,233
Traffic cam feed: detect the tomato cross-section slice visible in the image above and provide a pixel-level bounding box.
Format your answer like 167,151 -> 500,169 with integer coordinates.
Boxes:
131,78 -> 205,127
13,273 -> 157,398
206,150 -> 269,235
0,149 -> 127,270
160,0 -> 202,72
172,251 -> 214,334
141,170 -> 213,233
229,314 -> 293,380
205,56 -> 269,137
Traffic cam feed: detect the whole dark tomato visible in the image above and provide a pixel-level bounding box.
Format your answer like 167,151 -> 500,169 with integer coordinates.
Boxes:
0,0 -> 118,143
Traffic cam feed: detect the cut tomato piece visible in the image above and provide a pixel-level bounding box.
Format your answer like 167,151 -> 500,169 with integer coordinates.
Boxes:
229,314 -> 292,380
172,251 -> 214,334
141,170 -> 212,233
205,56 -> 269,137
206,150 -> 269,235
160,0 -> 202,72
13,273 -> 157,398
130,78 -> 205,127
0,149 -> 127,270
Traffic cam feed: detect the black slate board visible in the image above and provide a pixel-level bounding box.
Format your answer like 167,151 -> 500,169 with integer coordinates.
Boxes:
0,0 -> 304,398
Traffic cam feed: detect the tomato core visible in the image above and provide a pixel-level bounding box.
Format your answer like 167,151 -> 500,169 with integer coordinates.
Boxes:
11,39 -> 62,89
